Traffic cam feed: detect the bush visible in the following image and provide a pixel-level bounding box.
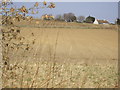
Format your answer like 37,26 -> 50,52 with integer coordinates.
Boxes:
85,16 -> 95,23
116,18 -> 120,25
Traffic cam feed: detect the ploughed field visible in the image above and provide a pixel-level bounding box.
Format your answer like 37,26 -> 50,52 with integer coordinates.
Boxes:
19,27 -> 118,64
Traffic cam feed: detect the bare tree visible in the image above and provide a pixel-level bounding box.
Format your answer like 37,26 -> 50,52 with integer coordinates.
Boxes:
63,13 -> 76,22
77,16 -> 85,22
55,14 -> 64,21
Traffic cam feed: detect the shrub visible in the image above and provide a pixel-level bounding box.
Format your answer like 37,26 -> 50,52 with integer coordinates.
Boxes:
85,16 -> 95,23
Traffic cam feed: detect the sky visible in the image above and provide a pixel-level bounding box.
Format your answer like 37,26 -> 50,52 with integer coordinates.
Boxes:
10,2 -> 118,23
12,0 -> 119,2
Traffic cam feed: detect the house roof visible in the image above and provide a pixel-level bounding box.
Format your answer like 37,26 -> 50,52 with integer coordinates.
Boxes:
97,20 -> 109,24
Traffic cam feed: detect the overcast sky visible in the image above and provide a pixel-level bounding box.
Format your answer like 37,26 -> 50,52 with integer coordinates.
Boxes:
11,2 -> 118,23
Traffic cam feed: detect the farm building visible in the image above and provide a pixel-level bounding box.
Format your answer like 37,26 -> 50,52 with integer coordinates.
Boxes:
93,19 -> 109,24
93,19 -> 99,24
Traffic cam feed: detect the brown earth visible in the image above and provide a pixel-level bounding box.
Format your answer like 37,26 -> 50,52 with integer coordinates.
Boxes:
19,26 -> 118,65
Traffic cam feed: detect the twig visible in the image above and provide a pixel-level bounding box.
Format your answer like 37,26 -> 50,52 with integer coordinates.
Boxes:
30,62 -> 40,88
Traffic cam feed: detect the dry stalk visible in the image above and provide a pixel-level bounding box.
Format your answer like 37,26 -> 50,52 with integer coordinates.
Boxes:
53,29 -> 60,61
54,77 -> 71,88
51,30 -> 60,88
80,73 -> 88,88
20,60 -> 28,88
30,62 -> 40,88
40,62 -> 53,88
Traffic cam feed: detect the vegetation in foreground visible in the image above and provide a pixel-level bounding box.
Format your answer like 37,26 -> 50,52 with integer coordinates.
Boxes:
3,59 -> 118,88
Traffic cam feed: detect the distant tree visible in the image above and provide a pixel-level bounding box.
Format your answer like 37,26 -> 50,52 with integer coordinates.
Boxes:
55,14 -> 64,21
77,16 -> 85,22
116,18 -> 120,25
85,16 -> 95,23
63,13 -> 69,21
71,16 -> 76,22
63,13 -> 76,22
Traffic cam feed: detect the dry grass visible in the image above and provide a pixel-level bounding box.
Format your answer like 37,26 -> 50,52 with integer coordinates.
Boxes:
1,20 -> 119,88
2,59 -> 118,88
12,19 -> 118,30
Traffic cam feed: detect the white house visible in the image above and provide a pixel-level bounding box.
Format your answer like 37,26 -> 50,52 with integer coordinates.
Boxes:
93,19 -> 99,24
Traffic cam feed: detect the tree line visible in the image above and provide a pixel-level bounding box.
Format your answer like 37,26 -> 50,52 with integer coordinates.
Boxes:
55,13 -> 95,23
55,13 -> 119,25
